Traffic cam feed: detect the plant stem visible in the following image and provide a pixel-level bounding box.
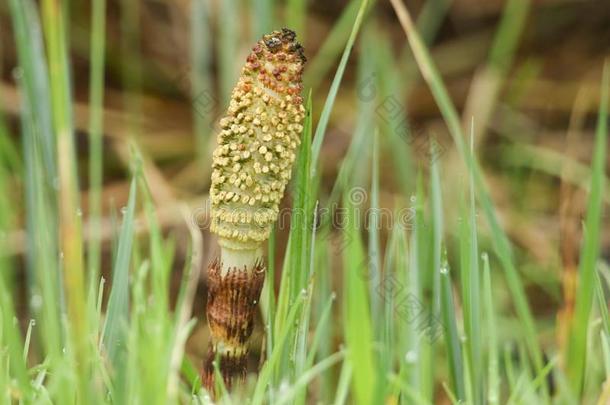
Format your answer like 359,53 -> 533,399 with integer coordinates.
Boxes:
202,251 -> 265,394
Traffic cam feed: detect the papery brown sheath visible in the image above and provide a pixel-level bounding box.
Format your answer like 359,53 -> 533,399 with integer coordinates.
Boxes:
202,28 -> 305,395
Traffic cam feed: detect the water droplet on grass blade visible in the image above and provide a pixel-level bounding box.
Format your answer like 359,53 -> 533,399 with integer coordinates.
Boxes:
30,294 -> 42,310
11,67 -> 23,80
405,351 -> 417,363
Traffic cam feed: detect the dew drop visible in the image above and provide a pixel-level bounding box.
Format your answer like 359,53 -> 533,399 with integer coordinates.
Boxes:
11,67 -> 23,80
405,350 -> 417,363
30,294 -> 42,310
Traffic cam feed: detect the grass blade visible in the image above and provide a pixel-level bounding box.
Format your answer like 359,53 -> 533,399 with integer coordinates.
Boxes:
566,63 -> 608,395
342,191 -> 376,405
440,259 -> 466,401
102,176 -> 137,397
87,0 -> 107,296
483,253 -> 500,405
310,0 -> 369,175
41,0 -> 88,395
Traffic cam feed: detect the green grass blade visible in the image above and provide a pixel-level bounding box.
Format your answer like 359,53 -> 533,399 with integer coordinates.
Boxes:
218,0 -> 238,105
310,0 -> 369,175
276,351 -> 345,405
102,176 -> 137,396
597,271 -> 610,336
289,93 -> 313,304
8,1 -> 67,400
566,63 -> 608,395
428,144 -> 444,404
440,259 -> 466,401
87,0 -> 107,301
8,0 -> 56,177
466,130 -> 483,405
305,293 -> 335,369
483,253 -> 500,405
190,0 -> 213,168
41,1 -> 89,396
263,228 -> 277,358
342,191 -> 376,405
368,129 -> 381,327
333,360 -> 353,405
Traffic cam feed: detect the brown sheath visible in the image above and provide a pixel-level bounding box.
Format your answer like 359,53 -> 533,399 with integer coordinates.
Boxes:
202,258 -> 265,395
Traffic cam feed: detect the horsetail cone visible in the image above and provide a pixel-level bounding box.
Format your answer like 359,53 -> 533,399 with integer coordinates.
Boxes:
203,28 -> 305,392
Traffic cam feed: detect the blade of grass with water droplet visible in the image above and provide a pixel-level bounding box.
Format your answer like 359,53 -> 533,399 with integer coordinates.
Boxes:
440,260 -> 466,402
